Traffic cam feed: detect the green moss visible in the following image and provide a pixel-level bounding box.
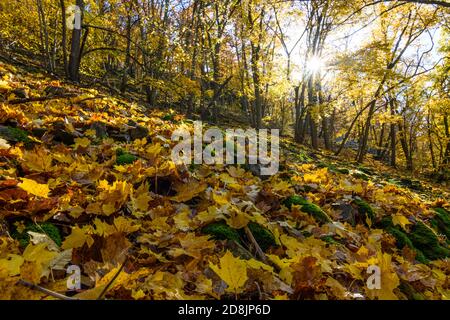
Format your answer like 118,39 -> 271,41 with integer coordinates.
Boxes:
301,203 -> 333,224
202,222 -> 241,243
357,165 -> 374,176
283,195 -> 332,224
11,222 -> 62,248
379,216 -> 394,229
352,199 -> 375,222
316,163 -> 349,174
380,217 -> 450,262
409,221 -> 450,261
283,195 -> 309,209
431,208 -> 450,240
336,168 -> 350,174
321,235 -> 342,246
116,153 -> 138,165
0,126 -> 32,145
352,172 -> 369,181
244,222 -> 276,251
386,226 -> 428,264
162,113 -> 175,121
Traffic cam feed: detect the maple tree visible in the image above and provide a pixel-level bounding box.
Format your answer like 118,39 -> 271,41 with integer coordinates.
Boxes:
0,0 -> 449,301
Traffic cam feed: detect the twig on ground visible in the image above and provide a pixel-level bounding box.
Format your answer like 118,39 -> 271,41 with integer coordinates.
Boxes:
18,279 -> 79,300
97,257 -> 128,300
244,226 -> 269,264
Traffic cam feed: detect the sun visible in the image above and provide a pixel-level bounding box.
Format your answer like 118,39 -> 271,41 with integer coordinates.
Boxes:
306,55 -> 326,74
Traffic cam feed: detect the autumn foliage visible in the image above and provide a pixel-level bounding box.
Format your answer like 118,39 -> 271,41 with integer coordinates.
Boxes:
0,61 -> 449,300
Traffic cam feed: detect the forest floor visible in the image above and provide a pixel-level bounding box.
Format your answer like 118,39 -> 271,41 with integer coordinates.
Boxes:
0,58 -> 449,300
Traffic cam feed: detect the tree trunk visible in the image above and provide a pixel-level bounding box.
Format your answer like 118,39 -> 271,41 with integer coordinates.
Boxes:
389,98 -> 396,167
68,0 -> 84,82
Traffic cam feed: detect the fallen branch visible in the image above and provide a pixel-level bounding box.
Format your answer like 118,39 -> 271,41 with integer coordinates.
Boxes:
18,279 -> 79,300
97,257 -> 128,300
244,226 -> 269,265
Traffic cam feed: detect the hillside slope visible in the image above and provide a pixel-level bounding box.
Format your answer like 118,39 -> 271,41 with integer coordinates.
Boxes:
0,61 -> 449,300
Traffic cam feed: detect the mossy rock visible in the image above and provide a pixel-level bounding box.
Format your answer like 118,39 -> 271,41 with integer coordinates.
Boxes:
431,208 -> 450,241
318,163 -> 349,175
357,166 -> 375,176
283,195 -> 310,209
0,126 -> 33,146
162,113 -> 175,121
202,222 -> 241,243
11,222 -> 62,248
352,172 -> 369,181
386,225 -> 428,264
380,217 -> 428,263
321,235 -> 342,246
283,195 -> 332,224
301,203 -> 333,224
241,222 -> 276,251
352,198 -> 375,222
409,221 -> 450,261
336,168 -> 350,175
202,221 -> 276,251
116,153 -> 138,165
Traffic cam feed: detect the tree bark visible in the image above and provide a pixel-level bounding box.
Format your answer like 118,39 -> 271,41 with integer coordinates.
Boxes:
68,0 -> 84,82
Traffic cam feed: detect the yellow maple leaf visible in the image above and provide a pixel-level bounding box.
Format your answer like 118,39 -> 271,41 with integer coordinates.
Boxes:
74,137 -> 91,148
303,167 -> 328,184
61,226 -> 94,250
366,252 -> 400,300
0,254 -> 24,276
226,206 -> 250,229
131,289 -> 146,300
18,178 -> 50,198
93,218 -> 116,237
22,243 -> 57,281
22,147 -> 53,172
209,251 -> 248,293
392,214 -> 411,230
171,180 -> 207,202
212,192 -> 229,206
0,80 -> 12,92
131,182 -> 152,214
271,180 -> 292,193
114,216 -> 140,233
245,258 -> 273,273
102,203 -> 116,215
